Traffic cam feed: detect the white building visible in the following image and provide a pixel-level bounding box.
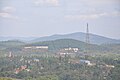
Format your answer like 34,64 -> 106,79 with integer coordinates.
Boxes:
24,46 -> 48,49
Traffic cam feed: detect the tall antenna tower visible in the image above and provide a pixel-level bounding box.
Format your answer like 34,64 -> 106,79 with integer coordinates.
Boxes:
86,23 -> 90,44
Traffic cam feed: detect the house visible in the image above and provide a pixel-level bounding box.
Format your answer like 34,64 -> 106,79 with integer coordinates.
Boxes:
58,47 -> 79,57
23,46 -> 49,52
80,60 -> 90,64
24,46 -> 48,49
34,58 -> 40,62
8,52 -> 14,58
64,47 -> 79,52
80,59 -> 95,66
105,64 -> 115,68
15,65 -> 27,74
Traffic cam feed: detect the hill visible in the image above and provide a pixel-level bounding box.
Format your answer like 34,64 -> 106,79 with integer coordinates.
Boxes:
32,32 -> 120,44
101,44 -> 120,54
0,40 -> 25,50
0,39 -> 119,54
0,40 -> 25,46
0,36 -> 36,42
28,39 -> 110,53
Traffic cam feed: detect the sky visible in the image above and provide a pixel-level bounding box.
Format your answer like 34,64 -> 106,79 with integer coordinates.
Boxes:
0,0 -> 120,39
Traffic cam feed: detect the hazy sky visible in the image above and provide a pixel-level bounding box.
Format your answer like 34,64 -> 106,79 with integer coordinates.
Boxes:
0,0 -> 120,39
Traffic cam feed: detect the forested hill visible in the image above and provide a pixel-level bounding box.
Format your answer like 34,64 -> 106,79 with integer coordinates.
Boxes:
101,44 -> 120,54
0,39 -> 120,54
32,32 -> 120,44
0,40 -> 25,46
0,40 -> 25,50
28,39 -> 110,53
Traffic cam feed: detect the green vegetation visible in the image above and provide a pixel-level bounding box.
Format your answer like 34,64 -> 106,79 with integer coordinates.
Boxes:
0,78 -> 13,80
0,39 -> 120,80
0,53 -> 119,80
27,39 -> 117,53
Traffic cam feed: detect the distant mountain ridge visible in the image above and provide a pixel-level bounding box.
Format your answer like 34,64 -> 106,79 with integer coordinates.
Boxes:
0,32 -> 120,44
32,32 -> 120,44
0,36 -> 37,42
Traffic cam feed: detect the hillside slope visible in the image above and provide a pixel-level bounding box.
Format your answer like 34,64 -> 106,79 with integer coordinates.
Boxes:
32,32 -> 120,44
29,39 -> 110,53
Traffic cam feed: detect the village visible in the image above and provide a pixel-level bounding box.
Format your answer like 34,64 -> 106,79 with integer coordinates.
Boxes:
0,44 -> 116,80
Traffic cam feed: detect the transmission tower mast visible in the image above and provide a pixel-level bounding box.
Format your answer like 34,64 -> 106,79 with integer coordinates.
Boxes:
86,23 -> 90,44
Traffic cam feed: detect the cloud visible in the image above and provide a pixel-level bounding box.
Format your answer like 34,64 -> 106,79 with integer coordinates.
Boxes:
110,11 -> 120,16
65,12 -> 120,20
0,12 -> 19,19
2,6 -> 16,13
33,0 -> 59,6
65,14 -> 99,20
0,6 -> 19,20
83,0 -> 120,5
